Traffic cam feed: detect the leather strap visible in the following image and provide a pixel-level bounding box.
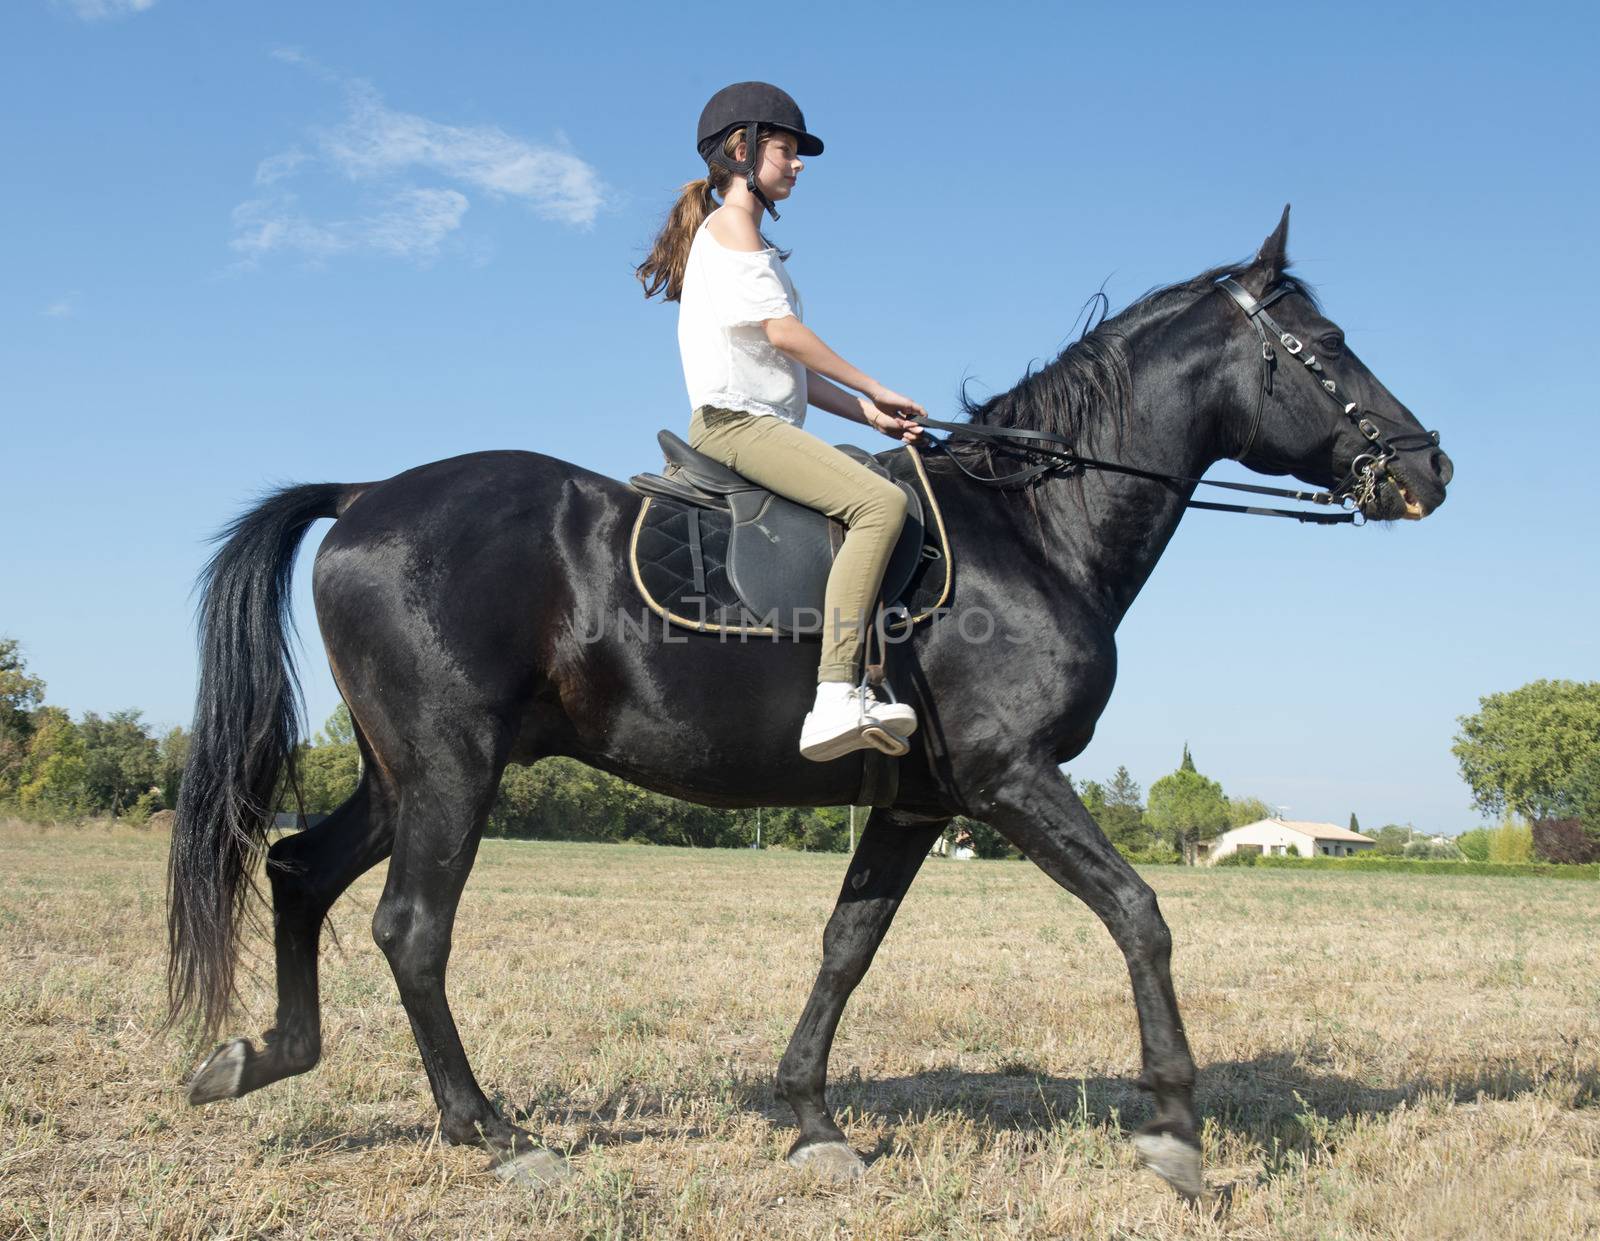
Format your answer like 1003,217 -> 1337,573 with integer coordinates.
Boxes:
1216,277 -> 1441,500
856,748 -> 900,808
686,507 -> 706,594
916,419 -> 1345,508
1185,499 -> 1355,524
905,274 -> 1440,527
745,116 -> 780,220
862,604 -> 886,688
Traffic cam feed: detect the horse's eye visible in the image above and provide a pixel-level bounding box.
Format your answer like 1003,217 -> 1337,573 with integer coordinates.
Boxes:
1320,333 -> 1345,355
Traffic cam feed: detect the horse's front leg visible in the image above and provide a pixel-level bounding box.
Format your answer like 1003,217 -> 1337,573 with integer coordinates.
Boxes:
975,759 -> 1203,1201
775,811 -> 947,1179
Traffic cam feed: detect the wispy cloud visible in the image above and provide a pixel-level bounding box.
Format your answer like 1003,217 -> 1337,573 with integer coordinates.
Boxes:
53,0 -> 156,21
310,82 -> 604,226
254,146 -> 308,186
232,53 -> 607,268
231,188 -> 470,263
43,294 -> 79,318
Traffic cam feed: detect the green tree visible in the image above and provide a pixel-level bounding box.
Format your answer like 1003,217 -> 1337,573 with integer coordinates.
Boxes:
18,706 -> 89,816
1453,680 -> 1600,821
1227,795 -> 1274,827
0,638 -> 47,800
751,805 -> 851,852
277,707 -> 361,817
294,745 -> 361,814
1147,749 -> 1230,853
156,727 -> 190,810
1077,777 -> 1108,821
1068,767 -> 1164,856
318,703 -> 355,746
611,779 -> 745,848
78,709 -> 159,815
1403,838 -> 1462,860
747,805 -> 807,850
490,758 -> 616,840
1486,818 -> 1534,864
1456,827 -> 1490,862
1349,812 -> 1361,834
946,815 -> 1020,859
1099,766 -> 1150,851
1559,751 -> 1600,841
487,757 -> 749,848
800,806 -> 851,852
1370,824 -> 1412,857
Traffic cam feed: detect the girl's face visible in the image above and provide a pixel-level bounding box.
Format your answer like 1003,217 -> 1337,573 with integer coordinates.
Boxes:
737,130 -> 803,202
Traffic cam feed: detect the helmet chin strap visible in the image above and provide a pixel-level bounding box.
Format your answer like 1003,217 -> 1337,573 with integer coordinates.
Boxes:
709,120 -> 781,221
748,171 -> 780,221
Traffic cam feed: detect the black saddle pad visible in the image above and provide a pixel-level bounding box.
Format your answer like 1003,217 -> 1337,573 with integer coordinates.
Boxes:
628,445 -> 952,636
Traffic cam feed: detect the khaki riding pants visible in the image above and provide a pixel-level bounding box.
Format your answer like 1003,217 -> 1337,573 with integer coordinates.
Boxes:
688,405 -> 908,684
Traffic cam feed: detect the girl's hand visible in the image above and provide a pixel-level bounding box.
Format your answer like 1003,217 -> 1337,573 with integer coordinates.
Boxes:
861,388 -> 927,443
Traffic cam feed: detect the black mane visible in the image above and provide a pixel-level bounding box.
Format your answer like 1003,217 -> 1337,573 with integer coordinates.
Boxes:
952,260 -> 1320,458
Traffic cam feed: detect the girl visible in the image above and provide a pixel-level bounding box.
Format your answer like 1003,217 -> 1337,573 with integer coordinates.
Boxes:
636,81 -> 928,762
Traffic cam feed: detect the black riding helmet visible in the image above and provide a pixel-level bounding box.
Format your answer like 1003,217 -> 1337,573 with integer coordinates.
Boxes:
696,81 -> 823,222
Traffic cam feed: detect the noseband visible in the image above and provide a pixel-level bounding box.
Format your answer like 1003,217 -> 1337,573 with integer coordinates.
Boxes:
914,278 -> 1442,525
1217,277 -> 1442,511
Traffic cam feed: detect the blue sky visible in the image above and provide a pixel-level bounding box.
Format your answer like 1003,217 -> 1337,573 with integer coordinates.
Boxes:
3,0 -> 1595,834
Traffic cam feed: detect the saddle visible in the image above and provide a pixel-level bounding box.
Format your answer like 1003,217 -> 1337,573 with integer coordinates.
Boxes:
626,431 -> 952,806
627,430 -> 952,637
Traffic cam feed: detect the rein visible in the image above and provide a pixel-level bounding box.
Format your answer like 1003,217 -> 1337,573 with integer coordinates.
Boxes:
911,278 -> 1441,526
915,416 -> 1358,524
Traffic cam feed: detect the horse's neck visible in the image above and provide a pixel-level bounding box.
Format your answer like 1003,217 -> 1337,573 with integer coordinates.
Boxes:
1034,333 -> 1228,627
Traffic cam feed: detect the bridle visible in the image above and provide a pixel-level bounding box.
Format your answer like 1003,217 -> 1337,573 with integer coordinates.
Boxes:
1216,277 -> 1441,513
913,277 -> 1443,526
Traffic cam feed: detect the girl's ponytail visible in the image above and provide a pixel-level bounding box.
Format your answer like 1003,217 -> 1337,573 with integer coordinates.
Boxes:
635,125 -> 789,303
634,174 -> 721,303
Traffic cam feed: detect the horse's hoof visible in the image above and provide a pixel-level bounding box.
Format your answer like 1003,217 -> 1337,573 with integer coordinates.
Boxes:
787,1140 -> 866,1181
492,1148 -> 572,1190
1133,1130 -> 1204,1201
186,1038 -> 251,1105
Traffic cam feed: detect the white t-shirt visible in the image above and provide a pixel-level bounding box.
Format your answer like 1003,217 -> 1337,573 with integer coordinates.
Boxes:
677,212 -> 808,426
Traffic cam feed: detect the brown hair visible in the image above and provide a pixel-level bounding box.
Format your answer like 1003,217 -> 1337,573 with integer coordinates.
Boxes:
635,125 -> 792,303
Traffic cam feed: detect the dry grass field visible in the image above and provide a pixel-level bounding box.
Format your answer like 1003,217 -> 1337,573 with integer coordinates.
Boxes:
2,819 -> 1596,1239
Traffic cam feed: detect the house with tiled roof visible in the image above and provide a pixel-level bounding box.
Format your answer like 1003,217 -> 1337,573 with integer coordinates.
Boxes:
1197,818 -> 1377,864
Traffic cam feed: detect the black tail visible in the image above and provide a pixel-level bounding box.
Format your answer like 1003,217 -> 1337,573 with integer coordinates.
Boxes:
166,482 -> 349,1039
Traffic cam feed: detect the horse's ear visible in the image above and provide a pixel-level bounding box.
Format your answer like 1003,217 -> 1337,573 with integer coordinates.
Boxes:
1239,204 -> 1291,296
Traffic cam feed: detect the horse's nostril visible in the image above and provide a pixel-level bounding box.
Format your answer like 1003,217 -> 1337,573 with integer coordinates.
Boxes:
1432,450 -> 1454,486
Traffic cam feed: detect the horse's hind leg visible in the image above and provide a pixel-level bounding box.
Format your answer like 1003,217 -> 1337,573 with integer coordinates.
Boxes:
188,774 -> 395,1103
368,722 -> 538,1158
775,810 -> 947,1179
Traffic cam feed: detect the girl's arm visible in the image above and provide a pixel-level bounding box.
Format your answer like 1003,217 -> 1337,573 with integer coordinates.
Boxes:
767,316 -> 879,397
769,316 -> 927,440
806,367 -> 926,442
806,370 -> 871,423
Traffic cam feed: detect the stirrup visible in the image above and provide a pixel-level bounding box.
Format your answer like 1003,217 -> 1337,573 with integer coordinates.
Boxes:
859,723 -> 909,756
856,669 -> 911,756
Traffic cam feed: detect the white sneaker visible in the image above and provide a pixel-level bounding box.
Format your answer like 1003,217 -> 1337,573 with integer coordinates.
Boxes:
799,683 -> 915,762
799,681 -> 874,761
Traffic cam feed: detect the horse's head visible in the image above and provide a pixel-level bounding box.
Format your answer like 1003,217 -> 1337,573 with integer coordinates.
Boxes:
1223,207 -> 1452,521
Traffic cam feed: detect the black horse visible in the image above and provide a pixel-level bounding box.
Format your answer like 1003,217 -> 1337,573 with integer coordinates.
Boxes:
167,209 -> 1450,1198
